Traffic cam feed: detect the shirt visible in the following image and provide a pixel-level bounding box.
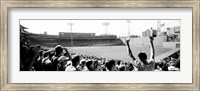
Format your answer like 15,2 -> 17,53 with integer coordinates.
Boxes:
65,65 -> 76,71
134,59 -> 155,71
42,58 -> 53,71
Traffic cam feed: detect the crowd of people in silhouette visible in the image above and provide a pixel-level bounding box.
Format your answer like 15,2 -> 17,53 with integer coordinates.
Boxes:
20,34 -> 180,71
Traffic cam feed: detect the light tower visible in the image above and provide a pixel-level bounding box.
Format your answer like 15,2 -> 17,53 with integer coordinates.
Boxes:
68,20 -> 74,48
127,20 -> 131,37
102,22 -> 110,35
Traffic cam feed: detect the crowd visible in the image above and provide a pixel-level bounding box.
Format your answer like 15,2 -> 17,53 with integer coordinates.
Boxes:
20,44 -> 135,71
155,52 -> 180,71
165,35 -> 180,42
20,36 -> 180,71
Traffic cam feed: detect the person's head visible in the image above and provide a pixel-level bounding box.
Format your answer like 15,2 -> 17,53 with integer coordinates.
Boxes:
93,60 -> 102,71
105,60 -> 117,71
39,50 -> 44,57
171,52 -> 179,59
117,60 -> 121,66
169,61 -> 176,66
162,59 -> 167,64
71,55 -> 81,68
43,51 -> 49,58
86,61 -> 94,71
166,57 -> 171,62
66,61 -> 72,67
155,62 -> 161,70
138,52 -> 147,62
80,60 -> 86,67
171,57 -> 177,62
55,45 -> 63,55
124,62 -> 127,66
119,66 -> 126,71
128,63 -> 134,71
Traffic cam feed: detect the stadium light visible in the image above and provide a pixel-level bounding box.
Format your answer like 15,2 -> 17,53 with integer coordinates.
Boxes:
127,20 -> 131,37
102,22 -> 110,35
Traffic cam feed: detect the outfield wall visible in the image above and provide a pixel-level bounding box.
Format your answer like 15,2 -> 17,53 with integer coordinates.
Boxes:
121,36 -> 164,47
28,37 -> 125,47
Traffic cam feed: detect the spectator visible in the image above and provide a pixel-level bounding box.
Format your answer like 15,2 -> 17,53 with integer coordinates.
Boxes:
86,61 -> 95,71
77,60 -> 88,71
35,50 -> 44,71
105,60 -> 117,71
20,45 -> 41,71
71,55 -> 81,69
65,61 -> 76,71
57,56 -> 68,71
20,43 -> 179,71
42,51 -> 53,71
126,36 -> 155,71
51,45 -> 63,71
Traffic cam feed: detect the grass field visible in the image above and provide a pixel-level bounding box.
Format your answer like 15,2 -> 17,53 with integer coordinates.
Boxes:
67,45 -> 171,62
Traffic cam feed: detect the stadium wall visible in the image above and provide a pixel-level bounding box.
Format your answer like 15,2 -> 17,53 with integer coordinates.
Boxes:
28,37 -> 125,47
121,36 -> 164,47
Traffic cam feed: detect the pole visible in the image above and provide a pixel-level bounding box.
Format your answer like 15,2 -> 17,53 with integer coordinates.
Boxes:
127,20 -> 131,37
71,21 -> 73,48
68,20 -> 74,51
106,25 -> 108,35
103,22 -> 110,35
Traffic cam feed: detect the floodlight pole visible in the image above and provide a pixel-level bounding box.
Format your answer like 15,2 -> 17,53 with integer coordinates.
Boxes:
68,20 -> 74,50
127,20 -> 131,37
103,22 -> 110,35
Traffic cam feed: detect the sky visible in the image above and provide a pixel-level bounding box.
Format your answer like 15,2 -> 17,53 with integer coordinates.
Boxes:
20,19 -> 180,37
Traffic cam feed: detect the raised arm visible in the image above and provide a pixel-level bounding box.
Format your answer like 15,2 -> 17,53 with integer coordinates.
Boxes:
149,36 -> 155,60
126,38 -> 136,61
63,47 -> 72,60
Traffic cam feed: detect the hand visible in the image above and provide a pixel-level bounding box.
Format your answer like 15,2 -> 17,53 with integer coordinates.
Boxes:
149,36 -> 154,42
63,47 -> 69,52
126,38 -> 130,44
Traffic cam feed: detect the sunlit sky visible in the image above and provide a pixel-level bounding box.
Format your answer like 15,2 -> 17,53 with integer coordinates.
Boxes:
20,20 -> 180,37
